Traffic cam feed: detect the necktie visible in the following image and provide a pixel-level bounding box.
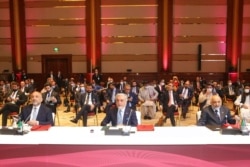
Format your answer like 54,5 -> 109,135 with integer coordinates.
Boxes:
229,87 -> 234,95
215,110 -> 220,122
117,109 -> 123,125
128,94 -> 131,107
183,88 -> 187,99
11,91 -> 15,98
31,107 -> 38,120
46,92 -> 51,102
112,89 -> 115,103
132,87 -> 136,94
168,91 -> 173,106
85,93 -> 90,105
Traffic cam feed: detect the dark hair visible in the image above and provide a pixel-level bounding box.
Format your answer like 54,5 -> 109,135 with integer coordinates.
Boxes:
244,83 -> 250,87
44,83 -> 51,87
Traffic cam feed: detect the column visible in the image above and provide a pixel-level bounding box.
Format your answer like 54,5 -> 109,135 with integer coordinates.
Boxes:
226,0 -> 243,82
85,0 -> 101,82
157,0 -> 173,72
9,0 -> 27,73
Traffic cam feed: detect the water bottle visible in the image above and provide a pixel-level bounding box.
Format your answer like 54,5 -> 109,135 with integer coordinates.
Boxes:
17,121 -> 24,135
240,117 -> 249,135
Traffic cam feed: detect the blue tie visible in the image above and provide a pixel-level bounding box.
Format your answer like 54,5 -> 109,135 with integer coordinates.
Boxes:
117,109 -> 123,125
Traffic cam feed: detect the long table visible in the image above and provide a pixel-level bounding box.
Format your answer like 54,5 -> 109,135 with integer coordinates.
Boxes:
1,126 -> 250,167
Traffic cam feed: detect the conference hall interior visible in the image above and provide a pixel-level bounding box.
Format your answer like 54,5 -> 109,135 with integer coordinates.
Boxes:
0,0 -> 250,127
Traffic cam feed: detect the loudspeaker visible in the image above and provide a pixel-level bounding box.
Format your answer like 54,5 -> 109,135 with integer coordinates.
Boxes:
198,44 -> 202,71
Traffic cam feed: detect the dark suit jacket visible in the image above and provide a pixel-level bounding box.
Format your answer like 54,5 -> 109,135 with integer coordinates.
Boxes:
162,90 -> 179,112
131,86 -> 140,95
193,80 -> 204,92
177,86 -> 193,101
126,91 -> 138,110
223,85 -> 236,97
154,85 -> 166,103
79,92 -> 100,108
92,73 -> 102,85
5,90 -> 27,106
101,105 -> 138,126
197,105 -> 235,126
42,90 -> 61,106
105,88 -> 119,103
20,104 -> 54,126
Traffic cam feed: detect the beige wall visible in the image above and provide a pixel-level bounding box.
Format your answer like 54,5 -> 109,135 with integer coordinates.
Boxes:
0,0 -> 249,73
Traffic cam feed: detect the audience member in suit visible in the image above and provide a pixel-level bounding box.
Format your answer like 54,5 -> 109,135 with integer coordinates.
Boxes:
29,78 -> 36,92
21,70 -> 28,81
70,84 -> 100,126
92,68 -> 102,85
55,70 -> 63,90
0,82 -> 27,127
19,81 -> 30,96
177,80 -> 193,119
47,70 -> 55,81
0,80 -> 5,104
104,82 -> 119,112
117,79 -> 126,93
131,81 -> 140,95
234,83 -> 250,122
223,80 -> 237,102
101,93 -> 138,126
68,78 -> 76,100
122,84 -> 138,110
138,81 -> 158,120
9,71 -> 16,82
193,76 -> 204,105
24,79 -> 35,93
197,95 -> 235,126
233,79 -> 245,94
212,81 -> 224,99
71,83 -> 85,114
19,91 -> 54,126
154,80 -> 166,107
42,83 -> 61,114
162,82 -> 178,126
50,80 -> 60,93
198,84 -> 218,109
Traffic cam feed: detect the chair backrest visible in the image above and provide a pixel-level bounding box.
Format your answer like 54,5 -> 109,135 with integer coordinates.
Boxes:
136,111 -> 141,125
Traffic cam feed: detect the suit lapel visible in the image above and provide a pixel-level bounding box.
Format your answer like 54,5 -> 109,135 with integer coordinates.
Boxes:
208,106 -> 220,123
123,107 -> 131,124
114,109 -> 118,124
219,107 -> 226,122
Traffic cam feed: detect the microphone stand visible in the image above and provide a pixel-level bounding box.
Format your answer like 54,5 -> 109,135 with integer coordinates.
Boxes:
122,109 -> 133,136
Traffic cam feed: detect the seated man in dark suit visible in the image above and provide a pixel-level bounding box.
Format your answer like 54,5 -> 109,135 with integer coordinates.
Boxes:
19,91 -> 54,126
122,84 -> 138,110
0,82 -> 27,127
42,83 -> 61,114
197,95 -> 235,126
70,84 -> 100,126
101,93 -> 138,126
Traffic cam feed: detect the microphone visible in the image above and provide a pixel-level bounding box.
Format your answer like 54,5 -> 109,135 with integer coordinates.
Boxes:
123,109 -> 133,136
126,109 -> 133,126
24,114 -> 31,123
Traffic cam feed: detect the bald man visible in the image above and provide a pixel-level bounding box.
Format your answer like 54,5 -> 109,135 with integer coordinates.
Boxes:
197,95 -> 235,126
20,91 -> 54,126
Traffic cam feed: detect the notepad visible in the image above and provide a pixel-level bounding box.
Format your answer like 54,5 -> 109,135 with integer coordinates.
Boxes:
31,125 -> 51,131
137,124 -> 154,131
